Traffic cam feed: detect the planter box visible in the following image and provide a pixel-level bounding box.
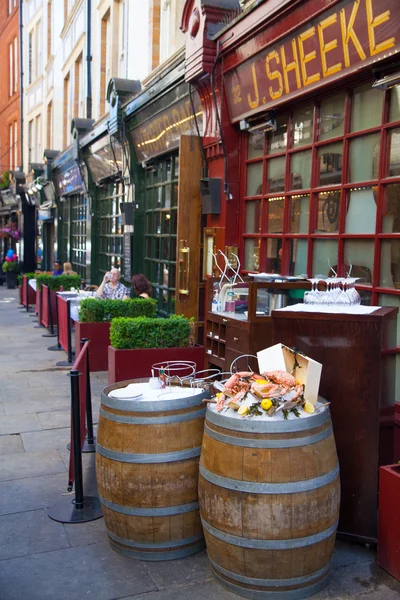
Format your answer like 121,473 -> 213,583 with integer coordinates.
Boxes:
75,321 -> 111,372
108,344 -> 205,384
22,276 -> 36,309
377,464 -> 400,581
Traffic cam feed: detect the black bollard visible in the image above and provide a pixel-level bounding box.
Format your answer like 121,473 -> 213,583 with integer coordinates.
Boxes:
42,287 -> 57,338
56,300 -> 75,363
48,369 -> 102,523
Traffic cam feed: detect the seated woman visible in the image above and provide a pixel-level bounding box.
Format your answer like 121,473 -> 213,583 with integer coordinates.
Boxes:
63,262 -> 78,276
97,268 -> 129,300
53,261 -> 63,276
132,273 -> 152,299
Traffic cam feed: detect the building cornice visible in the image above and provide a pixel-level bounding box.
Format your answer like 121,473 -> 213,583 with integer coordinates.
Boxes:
60,0 -> 84,41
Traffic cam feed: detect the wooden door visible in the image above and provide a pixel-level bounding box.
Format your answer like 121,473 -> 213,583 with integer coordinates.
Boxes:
175,135 -> 203,324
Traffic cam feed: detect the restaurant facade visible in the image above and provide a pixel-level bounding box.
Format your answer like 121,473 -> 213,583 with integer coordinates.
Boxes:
181,0 -> 400,382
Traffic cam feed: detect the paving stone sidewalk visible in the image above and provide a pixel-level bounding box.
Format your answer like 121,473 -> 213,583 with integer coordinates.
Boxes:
0,287 -> 399,600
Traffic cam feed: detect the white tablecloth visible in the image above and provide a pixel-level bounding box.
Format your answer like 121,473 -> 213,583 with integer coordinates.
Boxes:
28,279 -> 37,292
275,303 -> 380,315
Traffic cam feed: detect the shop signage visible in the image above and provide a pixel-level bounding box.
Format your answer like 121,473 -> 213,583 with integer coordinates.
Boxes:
225,0 -> 400,122
130,89 -> 203,163
54,163 -> 83,196
123,232 -> 132,281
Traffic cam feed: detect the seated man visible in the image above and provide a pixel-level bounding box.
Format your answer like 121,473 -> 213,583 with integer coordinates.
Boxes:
53,261 -> 63,276
96,268 -> 129,300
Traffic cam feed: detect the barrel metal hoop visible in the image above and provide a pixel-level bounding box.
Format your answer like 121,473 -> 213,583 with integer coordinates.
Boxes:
101,391 -> 207,412
97,443 -> 201,463
109,538 -> 206,561
99,495 -> 200,516
206,406 -> 330,433
208,557 -> 330,587
204,424 -> 333,449
202,518 -> 338,549
211,567 -> 330,600
100,406 -> 206,425
199,464 -> 340,494
108,530 -> 204,549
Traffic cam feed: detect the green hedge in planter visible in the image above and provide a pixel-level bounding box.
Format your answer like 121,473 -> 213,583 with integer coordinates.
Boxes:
36,274 -> 81,291
79,298 -> 157,323
110,315 -> 192,349
17,272 -> 37,285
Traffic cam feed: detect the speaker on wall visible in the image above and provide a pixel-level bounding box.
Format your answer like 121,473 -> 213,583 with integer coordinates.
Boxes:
200,178 -> 221,215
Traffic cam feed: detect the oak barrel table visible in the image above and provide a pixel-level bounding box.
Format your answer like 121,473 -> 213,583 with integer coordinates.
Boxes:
199,402 -> 340,599
97,379 -> 208,560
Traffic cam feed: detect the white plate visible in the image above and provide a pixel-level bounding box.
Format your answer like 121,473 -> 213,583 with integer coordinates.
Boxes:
108,384 -> 144,400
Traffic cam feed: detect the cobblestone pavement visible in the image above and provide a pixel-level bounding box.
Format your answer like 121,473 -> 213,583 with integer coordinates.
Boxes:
0,287 -> 399,600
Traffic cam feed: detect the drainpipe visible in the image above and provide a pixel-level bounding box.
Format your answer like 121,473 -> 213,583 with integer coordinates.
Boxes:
86,0 -> 92,119
19,0 -> 24,171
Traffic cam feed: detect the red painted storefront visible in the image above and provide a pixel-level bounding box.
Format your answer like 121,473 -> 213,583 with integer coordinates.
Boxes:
182,0 -> 400,387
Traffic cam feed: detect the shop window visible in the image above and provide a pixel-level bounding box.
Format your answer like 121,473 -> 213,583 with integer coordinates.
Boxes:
290,195 -> 309,233
312,240 -> 338,277
246,162 -> 263,196
382,184 -> 400,233
345,188 -> 376,234
318,94 -> 345,141
318,142 -> 343,186
245,201 -> 261,233
244,238 -> 259,271
380,240 -> 400,289
315,191 -> 340,233
349,134 -> 380,182
290,150 -> 312,190
379,294 -> 400,345
266,238 -> 281,273
389,87 -> 400,123
267,113 -> 287,154
267,197 -> 284,233
292,105 -> 313,147
343,240 -> 374,286
248,131 -> 264,159
289,239 -> 307,276
351,84 -> 383,132
267,157 -> 285,193
389,129 -> 400,177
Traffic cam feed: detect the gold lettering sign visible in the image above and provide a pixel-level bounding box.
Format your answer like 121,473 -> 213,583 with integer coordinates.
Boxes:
226,0 -> 399,122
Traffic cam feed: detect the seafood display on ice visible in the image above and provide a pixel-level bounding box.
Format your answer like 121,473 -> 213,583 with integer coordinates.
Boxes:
210,359 -> 321,419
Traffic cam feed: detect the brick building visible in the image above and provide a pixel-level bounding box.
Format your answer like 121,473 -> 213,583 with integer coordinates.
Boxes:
0,0 -> 20,176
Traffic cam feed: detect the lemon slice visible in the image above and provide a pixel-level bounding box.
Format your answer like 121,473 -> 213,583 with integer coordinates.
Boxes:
238,405 -> 249,416
261,398 -> 272,411
303,401 -> 315,414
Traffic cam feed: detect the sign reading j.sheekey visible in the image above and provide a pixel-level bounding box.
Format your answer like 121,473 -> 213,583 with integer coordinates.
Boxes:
225,0 -> 399,122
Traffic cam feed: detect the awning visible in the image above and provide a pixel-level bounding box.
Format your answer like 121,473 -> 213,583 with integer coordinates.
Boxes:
0,190 -> 18,214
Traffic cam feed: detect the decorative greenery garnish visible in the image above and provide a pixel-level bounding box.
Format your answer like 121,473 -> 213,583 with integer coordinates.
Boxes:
248,402 -> 262,416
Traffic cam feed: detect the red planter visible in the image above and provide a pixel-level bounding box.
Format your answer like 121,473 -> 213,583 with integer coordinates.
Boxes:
41,286 -> 58,329
22,275 -> 36,309
377,464 -> 400,581
75,321 -> 111,372
108,345 -> 205,384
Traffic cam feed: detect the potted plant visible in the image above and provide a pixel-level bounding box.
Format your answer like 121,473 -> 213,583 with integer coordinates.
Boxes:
76,298 -> 156,372
36,274 -> 81,329
108,315 -> 205,384
2,252 -> 19,289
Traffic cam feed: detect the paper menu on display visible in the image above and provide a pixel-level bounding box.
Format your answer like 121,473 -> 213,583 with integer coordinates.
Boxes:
257,343 -> 322,405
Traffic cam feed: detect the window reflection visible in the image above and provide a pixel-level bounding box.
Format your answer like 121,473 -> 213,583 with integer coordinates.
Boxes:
318,94 -> 345,141
312,240 -> 338,277
351,84 -> 383,132
345,188 -> 376,234
248,131 -> 264,159
318,142 -> 343,185
247,162 -> 263,196
344,240 -> 374,286
267,113 -> 287,154
389,129 -> 400,177
266,238 -> 282,273
290,150 -> 312,190
267,157 -> 285,193
289,239 -> 307,276
244,238 -> 260,271
349,134 -> 380,182
293,106 -> 313,147
315,191 -> 340,233
382,184 -> 400,233
245,201 -> 261,234
290,195 -> 310,233
267,197 -> 284,233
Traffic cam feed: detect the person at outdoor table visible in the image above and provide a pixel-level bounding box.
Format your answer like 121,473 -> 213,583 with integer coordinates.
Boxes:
96,268 -> 129,300
63,262 -> 78,276
132,273 -> 152,299
53,261 -> 63,276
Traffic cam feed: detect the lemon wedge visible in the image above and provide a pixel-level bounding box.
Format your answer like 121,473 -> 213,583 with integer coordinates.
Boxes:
303,401 -> 315,414
261,398 -> 272,411
238,405 -> 249,416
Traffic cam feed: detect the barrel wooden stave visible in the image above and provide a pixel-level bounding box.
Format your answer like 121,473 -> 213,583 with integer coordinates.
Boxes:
199,408 -> 340,598
96,380 -> 207,560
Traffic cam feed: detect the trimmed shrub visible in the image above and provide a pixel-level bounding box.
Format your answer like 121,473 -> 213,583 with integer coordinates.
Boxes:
110,315 -> 192,350
36,274 -> 81,291
79,298 -> 157,323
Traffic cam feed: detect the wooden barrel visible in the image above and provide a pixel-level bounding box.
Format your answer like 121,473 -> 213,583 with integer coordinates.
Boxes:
96,379 -> 207,560
199,404 -> 340,599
